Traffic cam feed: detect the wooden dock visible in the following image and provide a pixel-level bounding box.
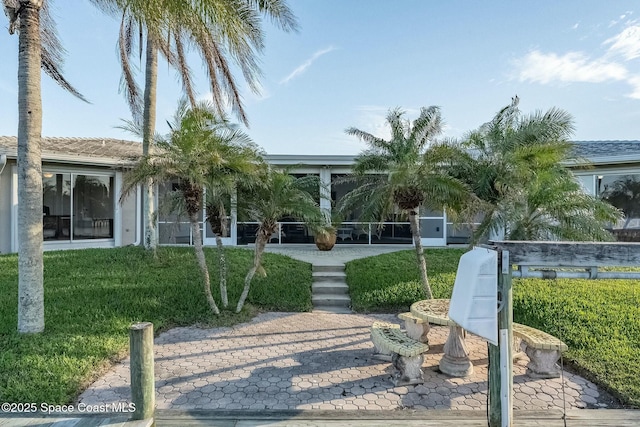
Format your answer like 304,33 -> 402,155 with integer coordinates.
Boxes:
0,414 -> 153,426
152,409 -> 640,426
3,409 -> 639,426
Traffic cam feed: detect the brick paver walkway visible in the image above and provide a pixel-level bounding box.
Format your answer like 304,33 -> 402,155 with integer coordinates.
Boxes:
78,312 -> 611,411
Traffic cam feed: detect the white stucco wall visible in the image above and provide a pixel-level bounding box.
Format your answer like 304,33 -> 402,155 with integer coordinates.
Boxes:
120,187 -> 138,246
0,159 -> 13,254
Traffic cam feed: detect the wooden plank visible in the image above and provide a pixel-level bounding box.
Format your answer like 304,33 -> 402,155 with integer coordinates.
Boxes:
151,409 -> 640,427
0,416 -> 154,427
233,421 -> 491,427
492,241 -> 640,267
565,409 -> 640,420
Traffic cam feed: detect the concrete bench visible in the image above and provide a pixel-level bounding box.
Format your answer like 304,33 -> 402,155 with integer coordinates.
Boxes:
408,299 -> 473,377
513,323 -> 568,378
370,321 -> 429,386
397,312 -> 429,343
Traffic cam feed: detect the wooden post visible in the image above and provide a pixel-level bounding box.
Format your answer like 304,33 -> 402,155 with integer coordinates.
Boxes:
489,249 -> 513,427
130,322 -> 155,420
488,342 -> 501,427
500,251 -> 513,427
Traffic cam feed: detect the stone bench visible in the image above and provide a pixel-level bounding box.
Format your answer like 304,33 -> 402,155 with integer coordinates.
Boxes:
513,323 -> 568,379
407,299 -> 473,377
397,312 -> 430,343
370,321 -> 429,386
404,299 -> 568,379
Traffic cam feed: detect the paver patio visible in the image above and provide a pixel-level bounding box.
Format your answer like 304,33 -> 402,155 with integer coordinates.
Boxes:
77,311 -> 614,412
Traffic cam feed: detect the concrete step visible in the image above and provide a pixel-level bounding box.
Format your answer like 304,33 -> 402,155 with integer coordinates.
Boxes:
312,264 -> 345,273
312,306 -> 353,314
312,294 -> 351,308
312,282 -> 349,295
312,271 -> 347,282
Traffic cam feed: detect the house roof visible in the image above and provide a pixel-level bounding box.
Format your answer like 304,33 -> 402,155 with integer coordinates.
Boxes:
1,137 -> 640,169
0,136 -> 142,167
572,140 -> 640,166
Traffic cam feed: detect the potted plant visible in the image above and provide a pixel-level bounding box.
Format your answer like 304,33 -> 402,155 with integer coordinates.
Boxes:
314,223 -> 337,251
312,210 -> 343,251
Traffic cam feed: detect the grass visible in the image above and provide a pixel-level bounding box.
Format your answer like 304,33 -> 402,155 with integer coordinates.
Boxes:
347,248 -> 640,408
0,246 -> 312,404
346,248 -> 465,312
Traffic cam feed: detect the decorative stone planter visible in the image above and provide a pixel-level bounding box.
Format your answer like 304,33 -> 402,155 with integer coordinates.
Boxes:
315,230 -> 337,251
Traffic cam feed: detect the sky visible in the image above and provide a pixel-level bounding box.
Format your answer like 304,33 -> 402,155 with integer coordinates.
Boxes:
1,1 -> 639,155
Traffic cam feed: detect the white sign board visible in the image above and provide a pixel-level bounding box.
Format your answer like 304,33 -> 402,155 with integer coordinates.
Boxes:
448,247 -> 498,345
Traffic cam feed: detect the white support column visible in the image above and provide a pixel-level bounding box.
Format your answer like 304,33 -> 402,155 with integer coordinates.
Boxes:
230,190 -> 238,246
443,210 -> 448,246
114,171 -> 123,247
10,165 -> 18,253
319,167 -> 332,220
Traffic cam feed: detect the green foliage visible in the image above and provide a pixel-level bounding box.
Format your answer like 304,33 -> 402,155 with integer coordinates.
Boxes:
0,246 -> 311,404
339,107 -> 470,221
346,248 -> 640,407
346,249 -> 464,312
457,98 -> 620,242
98,0 -> 298,125
514,277 -> 640,407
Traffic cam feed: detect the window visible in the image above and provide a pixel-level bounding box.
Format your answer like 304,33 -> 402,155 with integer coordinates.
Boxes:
43,173 -> 71,240
42,172 -> 114,241
598,173 -> 640,241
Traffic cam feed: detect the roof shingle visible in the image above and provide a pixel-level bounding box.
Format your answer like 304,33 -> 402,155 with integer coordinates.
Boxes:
0,136 -> 142,164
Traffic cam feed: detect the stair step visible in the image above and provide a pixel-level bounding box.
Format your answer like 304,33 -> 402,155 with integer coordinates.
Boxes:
312,282 -> 349,295
312,271 -> 347,282
312,264 -> 345,273
312,294 -> 351,308
313,306 -> 353,314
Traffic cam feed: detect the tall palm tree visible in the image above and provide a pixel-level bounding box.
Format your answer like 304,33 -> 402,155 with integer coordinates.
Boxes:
457,98 -> 621,242
235,168 -> 323,312
339,107 -> 471,299
91,0 -> 298,251
4,0 -> 86,333
121,101 -> 261,315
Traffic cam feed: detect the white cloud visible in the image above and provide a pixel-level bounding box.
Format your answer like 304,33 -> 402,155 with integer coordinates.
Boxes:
627,76 -> 640,99
515,50 -> 628,84
349,105 -> 390,140
604,24 -> 640,60
512,17 -> 640,100
279,46 -> 336,85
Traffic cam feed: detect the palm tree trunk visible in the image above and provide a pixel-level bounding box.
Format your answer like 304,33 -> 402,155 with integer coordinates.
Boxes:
190,214 -> 220,315
236,229 -> 268,313
142,36 -> 158,251
17,0 -> 45,334
215,234 -> 228,307
408,208 -> 433,299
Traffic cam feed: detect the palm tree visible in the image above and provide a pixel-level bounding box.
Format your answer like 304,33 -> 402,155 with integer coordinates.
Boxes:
4,0 -> 86,333
121,101 -> 261,315
457,98 -> 621,242
91,0 -> 298,251
339,107 -> 471,299
235,168 -> 324,313
203,128 -> 263,308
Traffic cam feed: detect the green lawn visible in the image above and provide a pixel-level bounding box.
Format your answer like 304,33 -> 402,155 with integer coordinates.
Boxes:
347,248 -> 640,408
0,246 -> 312,404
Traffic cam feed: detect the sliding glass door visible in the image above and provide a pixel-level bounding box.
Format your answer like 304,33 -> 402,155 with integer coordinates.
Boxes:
42,172 -> 114,241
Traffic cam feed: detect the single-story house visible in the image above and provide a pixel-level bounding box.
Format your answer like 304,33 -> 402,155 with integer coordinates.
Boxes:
1,137 -> 639,254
